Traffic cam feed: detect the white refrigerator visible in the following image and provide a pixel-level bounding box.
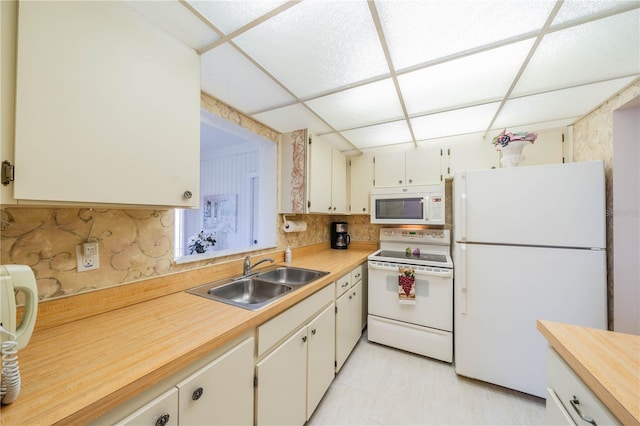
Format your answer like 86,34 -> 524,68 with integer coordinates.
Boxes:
453,160 -> 607,398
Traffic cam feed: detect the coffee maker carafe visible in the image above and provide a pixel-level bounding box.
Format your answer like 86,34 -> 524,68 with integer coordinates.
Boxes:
331,221 -> 350,249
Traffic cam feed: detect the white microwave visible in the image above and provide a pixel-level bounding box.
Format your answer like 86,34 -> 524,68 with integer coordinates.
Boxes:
370,185 -> 445,225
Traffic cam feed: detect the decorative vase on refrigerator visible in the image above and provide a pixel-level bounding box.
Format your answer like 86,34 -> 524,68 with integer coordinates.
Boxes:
453,160 -> 607,398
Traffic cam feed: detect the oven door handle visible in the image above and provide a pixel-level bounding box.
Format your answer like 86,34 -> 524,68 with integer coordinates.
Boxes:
368,263 -> 452,278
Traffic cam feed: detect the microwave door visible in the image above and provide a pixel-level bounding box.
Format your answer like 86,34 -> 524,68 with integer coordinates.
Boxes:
372,196 -> 428,224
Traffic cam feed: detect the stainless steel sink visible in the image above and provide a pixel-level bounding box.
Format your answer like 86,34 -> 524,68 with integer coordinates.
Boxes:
256,266 -> 329,285
187,265 -> 329,310
187,278 -> 292,310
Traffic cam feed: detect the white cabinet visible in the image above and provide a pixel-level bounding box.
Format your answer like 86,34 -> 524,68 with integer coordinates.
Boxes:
335,264 -> 365,372
100,336 -> 254,426
545,347 -> 619,426
348,153 -> 374,214
280,129 -> 346,214
444,140 -> 500,178
255,285 -> 335,425
374,146 -> 443,187
176,337 -> 254,425
5,1 -> 200,207
116,388 -> 179,426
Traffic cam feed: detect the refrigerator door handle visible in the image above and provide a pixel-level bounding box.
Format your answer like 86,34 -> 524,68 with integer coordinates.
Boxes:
459,243 -> 467,314
458,173 -> 467,242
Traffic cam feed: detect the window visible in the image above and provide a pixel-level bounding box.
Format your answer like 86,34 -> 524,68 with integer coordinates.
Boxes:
175,110 -> 277,262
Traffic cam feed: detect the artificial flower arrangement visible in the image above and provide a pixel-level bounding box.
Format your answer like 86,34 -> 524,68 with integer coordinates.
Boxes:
492,129 -> 538,148
188,230 -> 217,254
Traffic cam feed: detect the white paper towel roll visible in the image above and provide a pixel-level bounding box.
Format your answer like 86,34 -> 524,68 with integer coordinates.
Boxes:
282,220 -> 307,233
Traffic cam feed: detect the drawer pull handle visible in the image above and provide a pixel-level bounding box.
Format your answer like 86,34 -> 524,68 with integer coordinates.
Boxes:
192,387 -> 204,401
302,335 -> 307,343
155,413 -> 170,426
311,328 -> 317,335
570,395 -> 597,426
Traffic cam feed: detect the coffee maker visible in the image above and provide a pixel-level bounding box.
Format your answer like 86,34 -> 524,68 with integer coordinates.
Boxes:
331,221 -> 350,249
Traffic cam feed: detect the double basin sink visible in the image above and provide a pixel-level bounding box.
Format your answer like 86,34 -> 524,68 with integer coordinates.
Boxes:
187,266 -> 330,310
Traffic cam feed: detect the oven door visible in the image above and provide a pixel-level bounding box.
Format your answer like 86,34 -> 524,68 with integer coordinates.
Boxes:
367,261 -> 452,332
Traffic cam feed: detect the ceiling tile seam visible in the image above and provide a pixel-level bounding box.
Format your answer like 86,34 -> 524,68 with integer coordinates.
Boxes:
482,0 -> 565,139
178,0 -> 225,40
547,2 -> 640,34
196,1 -> 302,55
505,75 -> 640,101
367,0 -> 417,147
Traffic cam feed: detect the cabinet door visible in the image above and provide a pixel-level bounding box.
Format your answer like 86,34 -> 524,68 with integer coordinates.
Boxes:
331,148 -> 347,214
447,139 -> 499,177
308,135 -> 333,213
405,145 -> 442,185
374,151 -> 405,187
335,281 -> 362,372
256,328 -> 307,426
350,281 -> 364,347
518,128 -> 564,166
306,303 -> 336,420
177,337 -> 254,426
349,154 -> 374,213
14,1 -> 200,207
116,388 -> 178,426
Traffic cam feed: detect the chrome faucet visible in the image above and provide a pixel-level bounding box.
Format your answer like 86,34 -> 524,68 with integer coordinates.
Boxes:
243,256 -> 275,275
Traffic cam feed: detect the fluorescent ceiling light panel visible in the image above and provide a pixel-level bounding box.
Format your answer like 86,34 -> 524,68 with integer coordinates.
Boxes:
552,0 -> 639,26
411,102 -> 500,140
376,0 -> 555,70
252,104 -> 332,135
514,9 -> 640,96
496,77 -> 637,128
233,1 -> 388,98
399,40 -> 534,115
306,78 -> 404,130
186,0 -> 287,35
340,120 -> 413,149
124,0 -> 219,50
201,44 -> 295,114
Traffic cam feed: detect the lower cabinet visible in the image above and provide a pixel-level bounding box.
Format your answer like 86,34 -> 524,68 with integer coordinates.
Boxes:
109,336 -> 254,426
545,347 -> 619,425
256,302 -> 335,425
335,280 -> 363,372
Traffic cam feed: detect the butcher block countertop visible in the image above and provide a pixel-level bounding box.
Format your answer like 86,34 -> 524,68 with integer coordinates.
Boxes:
1,243 -> 376,425
537,320 -> 640,426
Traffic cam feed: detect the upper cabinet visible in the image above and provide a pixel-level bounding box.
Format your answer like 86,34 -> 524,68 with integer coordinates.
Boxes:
280,129 -> 347,214
374,145 -> 443,187
348,153 -> 374,214
2,1 -> 200,207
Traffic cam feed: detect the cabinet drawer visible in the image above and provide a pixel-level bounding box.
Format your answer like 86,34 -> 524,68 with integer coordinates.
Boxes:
352,265 -> 363,284
546,347 -> 619,425
335,273 -> 352,298
116,388 -> 178,426
258,284 -> 333,356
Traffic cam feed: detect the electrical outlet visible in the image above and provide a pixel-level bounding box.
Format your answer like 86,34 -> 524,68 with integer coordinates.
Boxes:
76,244 -> 99,272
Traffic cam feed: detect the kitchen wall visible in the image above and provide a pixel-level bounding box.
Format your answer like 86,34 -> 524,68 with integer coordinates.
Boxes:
572,78 -> 640,330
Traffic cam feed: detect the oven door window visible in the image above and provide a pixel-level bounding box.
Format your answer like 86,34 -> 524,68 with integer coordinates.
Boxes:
375,197 -> 424,220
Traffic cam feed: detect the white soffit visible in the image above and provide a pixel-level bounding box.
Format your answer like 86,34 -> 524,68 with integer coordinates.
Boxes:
514,9 -> 640,96
201,44 -> 294,114
124,1 -> 218,50
252,103 -> 333,135
411,103 -> 500,141
376,0 -> 555,70
233,1 -> 389,98
306,78 -> 404,131
496,77 -> 638,128
186,0 -> 288,35
340,120 -> 413,149
399,39 -> 535,116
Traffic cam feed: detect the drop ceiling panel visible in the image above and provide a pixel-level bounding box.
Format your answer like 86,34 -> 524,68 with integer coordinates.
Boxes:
377,0 -> 555,70
306,78 -> 404,130
399,40 -> 534,116
252,104 -> 332,135
317,132 -> 355,152
496,77 -> 637,128
201,44 -> 295,114
186,0 -> 288,35
411,103 -> 500,141
233,1 -> 389,98
124,1 -> 219,50
340,120 -> 412,149
514,9 -> 640,96
552,0 -> 639,26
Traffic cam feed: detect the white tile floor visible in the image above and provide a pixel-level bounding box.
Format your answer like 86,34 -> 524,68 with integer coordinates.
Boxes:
308,332 -> 546,425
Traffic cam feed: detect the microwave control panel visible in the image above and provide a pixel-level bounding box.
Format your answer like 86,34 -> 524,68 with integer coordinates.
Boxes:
429,194 -> 445,223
